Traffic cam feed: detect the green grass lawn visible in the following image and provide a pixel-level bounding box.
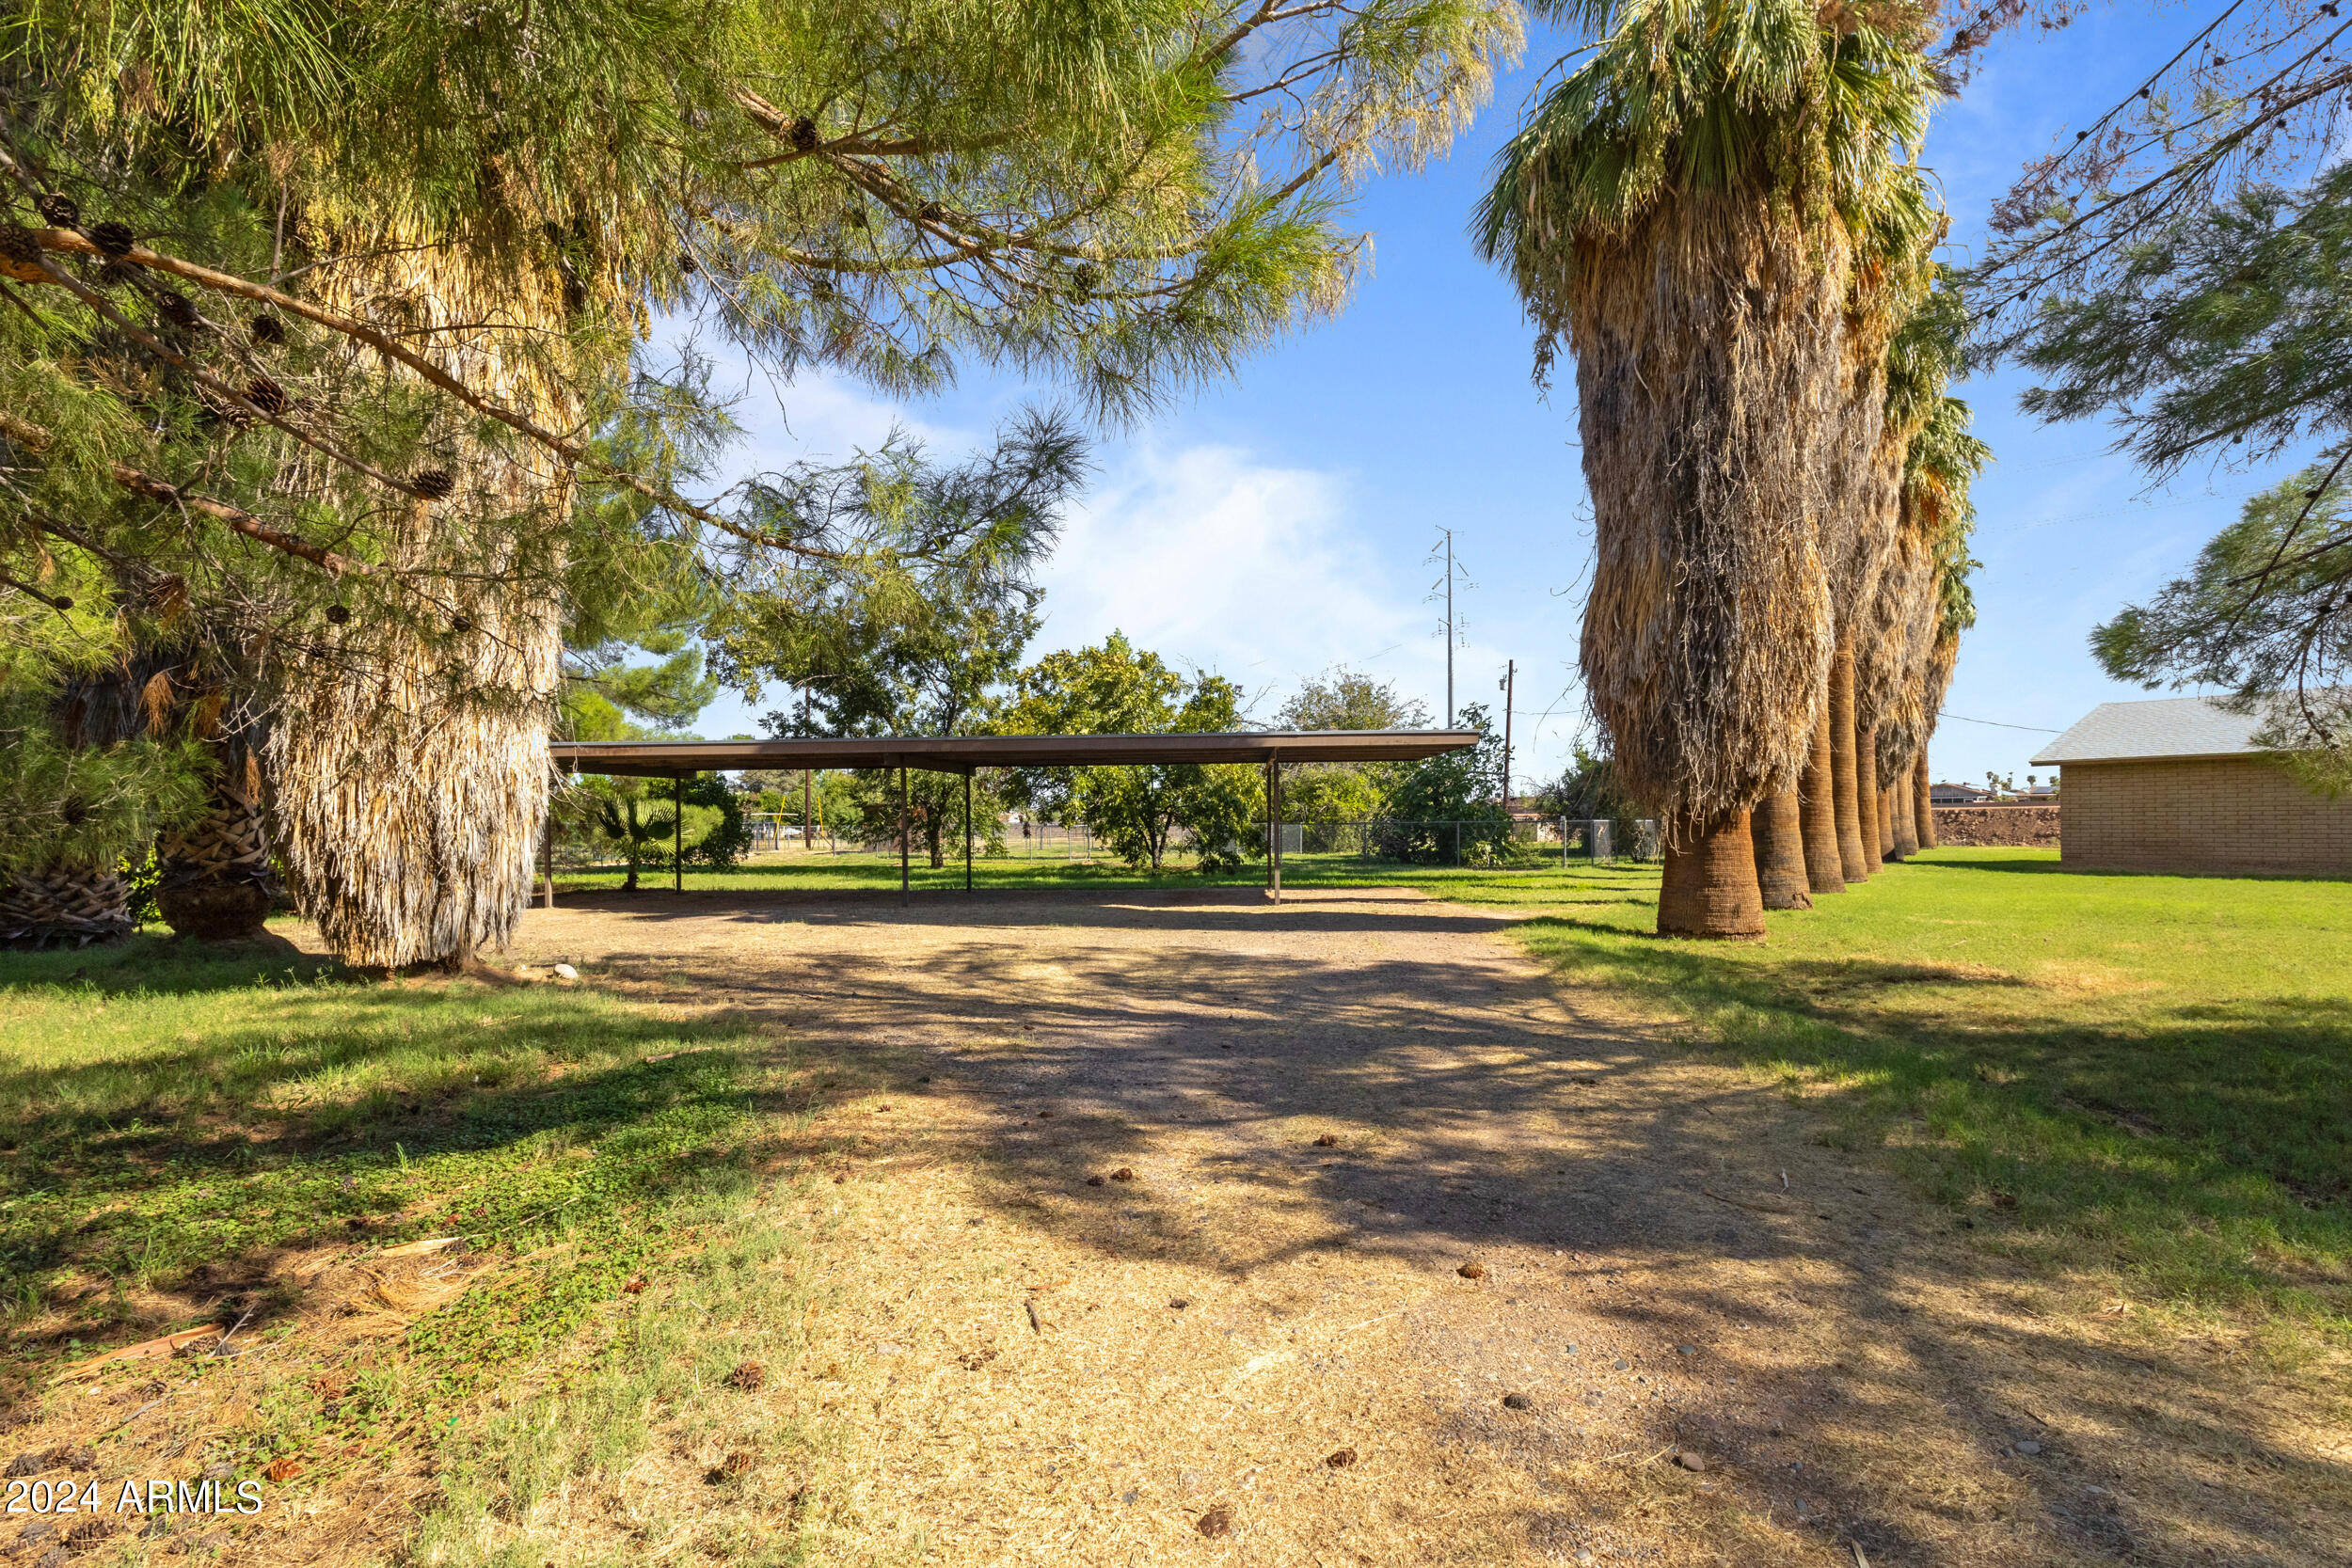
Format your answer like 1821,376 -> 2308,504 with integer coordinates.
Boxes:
0,937 -> 847,1564
0,937 -> 787,1368
1505,847 -> 2352,1338
3,842 -> 2344,1504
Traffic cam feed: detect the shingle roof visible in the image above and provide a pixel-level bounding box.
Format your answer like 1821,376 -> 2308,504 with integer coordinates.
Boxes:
2030,696 -> 2267,765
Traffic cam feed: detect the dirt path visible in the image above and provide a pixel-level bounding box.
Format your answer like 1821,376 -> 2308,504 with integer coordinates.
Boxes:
507,886 -> 2341,1567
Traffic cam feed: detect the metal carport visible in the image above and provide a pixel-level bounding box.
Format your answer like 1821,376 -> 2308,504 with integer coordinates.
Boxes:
549,730 -> 1481,904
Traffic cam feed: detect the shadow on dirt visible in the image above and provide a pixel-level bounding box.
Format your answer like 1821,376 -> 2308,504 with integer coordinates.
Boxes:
563,885 -> 2346,1568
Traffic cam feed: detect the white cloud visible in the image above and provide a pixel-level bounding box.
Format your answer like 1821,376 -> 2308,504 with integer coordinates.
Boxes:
1036,443 -> 1434,718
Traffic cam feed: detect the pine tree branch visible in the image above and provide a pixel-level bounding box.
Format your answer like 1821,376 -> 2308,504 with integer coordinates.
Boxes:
0,565 -> 72,610
19,229 -> 850,564
22,249 -> 427,499
0,410 -> 375,577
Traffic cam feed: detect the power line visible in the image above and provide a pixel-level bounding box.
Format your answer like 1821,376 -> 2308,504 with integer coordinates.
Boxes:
1939,710 -> 2063,733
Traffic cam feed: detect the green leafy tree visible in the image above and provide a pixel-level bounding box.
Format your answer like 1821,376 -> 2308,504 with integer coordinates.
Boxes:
1275,666 -> 1430,829
1532,740 -> 1641,852
711,416 -> 1081,866
1380,701 -> 1513,863
2093,470 -> 2352,792
1001,634 -> 1261,873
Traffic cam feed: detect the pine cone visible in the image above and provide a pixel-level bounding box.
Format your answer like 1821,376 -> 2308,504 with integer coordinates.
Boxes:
89,221 -> 135,257
249,312 -> 287,344
450,615 -> 473,634
244,376 -> 289,416
411,467 -> 455,499
0,226 -> 40,263
35,191 -> 78,228
789,116 -> 819,152
325,604 -> 350,626
917,200 -> 946,223
677,252 -> 699,275
157,292 -> 199,327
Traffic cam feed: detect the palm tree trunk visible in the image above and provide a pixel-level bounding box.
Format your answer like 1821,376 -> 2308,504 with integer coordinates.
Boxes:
0,864 -> 132,947
1748,788 -> 1812,910
1889,770 -> 1920,860
1856,724 -> 1883,870
269,245 -> 570,971
1831,641 -> 1870,881
1878,782 -> 1900,859
1798,701 -> 1844,895
1659,811 -> 1765,939
1914,752 -> 1936,849
157,750 -> 274,941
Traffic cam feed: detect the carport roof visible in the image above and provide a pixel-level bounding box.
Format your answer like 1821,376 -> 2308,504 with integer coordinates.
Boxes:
552,729 -> 1481,778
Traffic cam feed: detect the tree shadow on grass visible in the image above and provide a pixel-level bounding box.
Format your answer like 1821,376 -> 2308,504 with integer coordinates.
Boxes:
0,927 -> 344,998
559,887 -> 2350,1567
0,978 -> 778,1359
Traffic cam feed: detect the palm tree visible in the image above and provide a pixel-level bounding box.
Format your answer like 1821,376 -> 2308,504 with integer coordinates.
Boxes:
1812,174 -> 1942,889
1477,0 -> 1935,937
264,241 -> 580,970
1860,288 -> 1979,863
1883,393 -> 1987,851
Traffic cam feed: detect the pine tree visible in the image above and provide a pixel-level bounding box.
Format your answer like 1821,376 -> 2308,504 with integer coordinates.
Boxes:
1,0 -> 1518,960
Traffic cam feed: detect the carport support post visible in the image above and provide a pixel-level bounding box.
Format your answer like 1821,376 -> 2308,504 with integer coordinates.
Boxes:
963,767 -> 974,892
673,774 -> 684,893
1264,754 -> 1282,902
898,761 -> 911,907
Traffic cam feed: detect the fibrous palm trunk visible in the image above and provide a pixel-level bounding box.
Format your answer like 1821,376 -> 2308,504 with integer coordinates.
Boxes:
1830,646 -> 1869,881
1889,771 -> 1919,859
1567,198 -> 1841,938
158,748 -> 274,941
268,245 -> 572,970
1856,722 -> 1882,869
0,864 -> 132,946
1798,706 -> 1844,895
1913,752 -> 1934,849
1859,483 -> 1941,864
1749,788 -> 1812,910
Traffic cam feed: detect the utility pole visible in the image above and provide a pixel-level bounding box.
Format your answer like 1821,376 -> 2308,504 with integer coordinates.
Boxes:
1427,529 -> 1470,727
1444,529 -> 1455,726
800,686 -> 813,853
1500,659 -> 1515,808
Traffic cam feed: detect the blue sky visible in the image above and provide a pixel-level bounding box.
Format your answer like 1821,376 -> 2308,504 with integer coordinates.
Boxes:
693,10 -> 2285,795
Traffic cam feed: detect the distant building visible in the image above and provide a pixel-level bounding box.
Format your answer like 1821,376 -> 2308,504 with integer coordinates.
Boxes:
1930,781 -> 1994,805
2031,696 -> 2351,876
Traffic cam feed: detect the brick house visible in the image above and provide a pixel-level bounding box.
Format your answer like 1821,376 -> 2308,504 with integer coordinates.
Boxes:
2030,695 -> 2352,876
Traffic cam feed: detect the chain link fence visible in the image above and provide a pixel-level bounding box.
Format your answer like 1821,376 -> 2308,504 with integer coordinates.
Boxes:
726,813 -> 1663,869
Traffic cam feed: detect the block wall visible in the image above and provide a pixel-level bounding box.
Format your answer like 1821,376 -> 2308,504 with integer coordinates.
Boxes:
1931,805 -> 2059,847
2059,757 -> 2352,875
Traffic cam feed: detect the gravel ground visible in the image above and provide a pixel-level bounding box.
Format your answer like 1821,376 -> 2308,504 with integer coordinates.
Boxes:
498,884 -> 2344,1567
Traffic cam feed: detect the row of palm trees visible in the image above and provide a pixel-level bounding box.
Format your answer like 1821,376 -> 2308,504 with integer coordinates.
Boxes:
1479,0 -> 1988,938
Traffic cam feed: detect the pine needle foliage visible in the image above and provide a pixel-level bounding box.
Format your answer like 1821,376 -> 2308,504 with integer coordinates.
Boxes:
2093,470 -> 2352,794
1,0 -> 1516,959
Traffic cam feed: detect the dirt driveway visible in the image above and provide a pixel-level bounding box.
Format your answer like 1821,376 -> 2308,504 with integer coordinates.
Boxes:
509,885 -> 2340,1567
